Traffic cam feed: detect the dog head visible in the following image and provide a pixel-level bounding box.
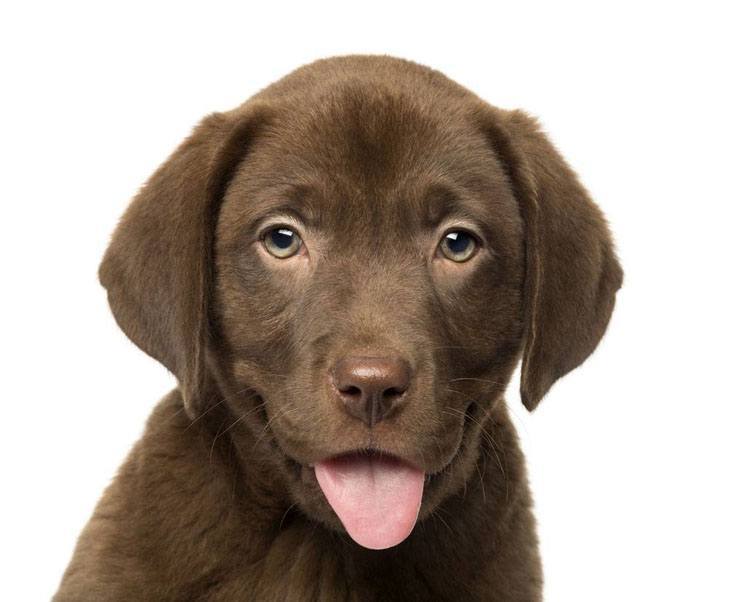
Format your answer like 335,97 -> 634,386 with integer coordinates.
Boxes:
100,56 -> 622,549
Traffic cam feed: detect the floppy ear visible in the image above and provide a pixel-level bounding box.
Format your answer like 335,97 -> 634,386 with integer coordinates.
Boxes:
99,105 -> 267,418
485,109 -> 623,410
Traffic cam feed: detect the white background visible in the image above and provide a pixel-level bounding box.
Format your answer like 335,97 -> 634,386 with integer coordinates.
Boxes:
2,1 -> 728,600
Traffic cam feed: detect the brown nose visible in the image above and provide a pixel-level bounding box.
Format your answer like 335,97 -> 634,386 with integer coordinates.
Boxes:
331,356 -> 411,427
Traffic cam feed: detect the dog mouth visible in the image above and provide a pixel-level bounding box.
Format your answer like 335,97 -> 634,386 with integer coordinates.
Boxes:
312,449 -> 426,550
265,400 -> 476,550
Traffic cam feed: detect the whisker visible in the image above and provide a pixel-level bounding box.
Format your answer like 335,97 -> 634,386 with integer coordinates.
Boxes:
473,454 -> 488,504
448,376 -> 505,387
168,403 -> 189,421
278,503 -> 297,531
209,398 -> 267,462
186,384 -> 262,431
251,404 -> 301,452
500,399 -> 529,432
184,398 -> 227,431
431,506 -> 455,537
430,343 -> 495,352
442,404 -> 506,483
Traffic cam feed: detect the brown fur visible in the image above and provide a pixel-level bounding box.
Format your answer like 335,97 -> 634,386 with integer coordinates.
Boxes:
55,55 -> 622,601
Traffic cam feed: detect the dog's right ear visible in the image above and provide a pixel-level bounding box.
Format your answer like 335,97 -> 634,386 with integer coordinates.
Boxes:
99,104 -> 269,418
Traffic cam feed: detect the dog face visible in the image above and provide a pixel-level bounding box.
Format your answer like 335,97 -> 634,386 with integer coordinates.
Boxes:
99,57 -> 622,550
213,88 -> 526,545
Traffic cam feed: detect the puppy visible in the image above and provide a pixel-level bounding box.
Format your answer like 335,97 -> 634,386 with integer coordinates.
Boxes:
55,55 -> 622,601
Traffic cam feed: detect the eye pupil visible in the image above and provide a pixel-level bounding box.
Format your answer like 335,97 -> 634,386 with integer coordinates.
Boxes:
446,231 -> 470,253
270,228 -> 294,249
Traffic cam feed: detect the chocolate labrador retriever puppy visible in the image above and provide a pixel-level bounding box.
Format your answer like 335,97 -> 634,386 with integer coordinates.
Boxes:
56,55 -> 622,601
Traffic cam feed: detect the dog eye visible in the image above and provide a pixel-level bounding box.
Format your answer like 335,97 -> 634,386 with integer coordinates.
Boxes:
262,226 -> 303,258
439,230 -> 478,262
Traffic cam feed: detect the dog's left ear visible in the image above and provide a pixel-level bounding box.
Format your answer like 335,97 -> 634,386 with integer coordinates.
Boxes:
481,107 -> 623,410
99,105 -> 268,418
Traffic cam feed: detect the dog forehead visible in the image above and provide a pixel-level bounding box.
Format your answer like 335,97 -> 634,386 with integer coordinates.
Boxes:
230,91 -> 505,217
267,84 -> 478,179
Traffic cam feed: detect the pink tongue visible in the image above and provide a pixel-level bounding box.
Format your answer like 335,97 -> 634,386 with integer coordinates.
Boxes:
314,454 -> 425,550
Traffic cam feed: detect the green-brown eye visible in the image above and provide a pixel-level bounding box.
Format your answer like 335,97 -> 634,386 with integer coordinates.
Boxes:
439,230 -> 478,262
262,226 -> 302,258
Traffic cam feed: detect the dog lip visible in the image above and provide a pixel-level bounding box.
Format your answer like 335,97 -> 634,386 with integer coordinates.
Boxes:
313,447 -> 422,470
276,404 -> 475,477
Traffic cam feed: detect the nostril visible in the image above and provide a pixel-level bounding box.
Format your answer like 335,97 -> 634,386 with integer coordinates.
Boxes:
383,386 -> 406,400
339,385 -> 362,399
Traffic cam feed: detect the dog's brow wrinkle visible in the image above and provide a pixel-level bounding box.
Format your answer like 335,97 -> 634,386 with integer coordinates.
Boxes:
248,187 -> 324,229
255,213 -> 307,238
